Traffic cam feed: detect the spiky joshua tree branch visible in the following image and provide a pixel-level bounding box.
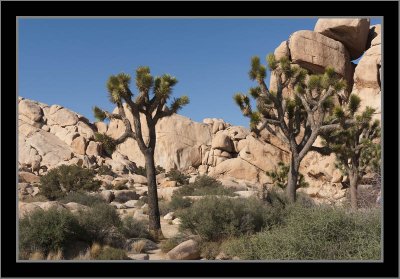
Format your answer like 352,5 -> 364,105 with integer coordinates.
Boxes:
234,54 -> 352,202
93,67 -> 189,239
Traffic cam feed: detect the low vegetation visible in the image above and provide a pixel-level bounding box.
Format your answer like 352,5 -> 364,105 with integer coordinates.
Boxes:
39,165 -> 101,200
221,205 -> 381,260
178,196 -> 281,241
120,216 -> 150,239
19,202 -> 151,260
59,192 -> 105,207
169,175 -> 237,211
165,169 -> 190,185
134,165 -> 165,177
19,209 -> 82,255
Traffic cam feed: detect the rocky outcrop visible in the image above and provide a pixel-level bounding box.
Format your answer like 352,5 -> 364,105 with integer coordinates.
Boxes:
17,18 -> 381,206
352,24 -> 381,121
314,18 -> 370,60
289,30 -> 353,82
113,104 -> 212,170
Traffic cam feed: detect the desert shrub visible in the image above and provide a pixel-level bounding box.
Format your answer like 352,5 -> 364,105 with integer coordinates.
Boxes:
94,246 -> 130,260
266,187 -> 315,208
77,203 -> 123,244
94,133 -> 117,157
60,192 -> 105,207
171,175 -> 237,207
178,196 -> 280,241
156,165 -> 166,174
222,205 -> 381,260
134,165 -> 165,176
200,241 -> 221,260
114,183 -> 129,190
169,195 -> 192,210
160,235 -> 188,253
46,249 -> 64,260
39,165 -> 101,200
158,200 -> 174,216
97,165 -> 114,176
19,209 -> 83,254
134,166 -> 147,176
266,161 -> 308,189
165,169 -> 190,185
120,216 -> 150,239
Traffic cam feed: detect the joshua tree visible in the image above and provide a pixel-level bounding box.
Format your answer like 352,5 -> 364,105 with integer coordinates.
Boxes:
93,67 -> 189,239
320,99 -> 381,209
234,54 -> 352,203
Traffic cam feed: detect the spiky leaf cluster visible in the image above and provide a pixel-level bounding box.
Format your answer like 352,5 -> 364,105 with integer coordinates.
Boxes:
321,105 -> 381,176
95,66 -> 189,128
266,162 -> 309,190
94,132 -> 117,156
93,106 -> 107,121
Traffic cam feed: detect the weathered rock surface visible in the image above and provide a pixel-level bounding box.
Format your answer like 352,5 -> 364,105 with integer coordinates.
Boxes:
115,107 -> 212,170
167,239 -> 200,260
19,99 -> 43,122
274,40 -> 289,60
70,136 -> 87,155
238,135 -> 288,172
289,30 -> 352,81
314,18 -> 370,60
47,107 -> 79,127
20,129 -> 73,167
209,158 -> 259,183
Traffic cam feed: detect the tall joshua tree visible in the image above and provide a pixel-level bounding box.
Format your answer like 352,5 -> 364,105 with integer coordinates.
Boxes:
320,98 -> 381,209
93,67 -> 189,239
234,54 -> 352,203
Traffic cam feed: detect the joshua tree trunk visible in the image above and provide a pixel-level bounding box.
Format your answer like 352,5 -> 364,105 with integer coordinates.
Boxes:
287,156 -> 300,203
349,170 -> 359,210
144,148 -> 164,240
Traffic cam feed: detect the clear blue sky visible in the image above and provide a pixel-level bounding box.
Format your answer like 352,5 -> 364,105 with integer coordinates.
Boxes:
18,18 -> 381,128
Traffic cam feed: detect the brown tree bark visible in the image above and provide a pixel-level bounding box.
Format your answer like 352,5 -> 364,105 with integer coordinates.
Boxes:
144,149 -> 164,240
286,156 -> 300,203
349,170 -> 359,210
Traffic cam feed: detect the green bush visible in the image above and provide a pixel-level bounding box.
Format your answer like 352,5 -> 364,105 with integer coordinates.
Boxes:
39,165 -> 101,200
120,216 -> 150,239
200,241 -> 221,260
222,205 -> 381,260
172,175 -> 237,202
165,169 -> 190,185
94,133 -> 117,157
97,165 -> 114,176
134,165 -> 165,176
94,246 -> 130,260
178,196 -> 280,241
60,192 -> 106,207
266,161 -> 308,189
114,180 -> 129,190
169,195 -> 192,210
19,209 -> 83,254
134,166 -> 147,176
78,203 -> 123,244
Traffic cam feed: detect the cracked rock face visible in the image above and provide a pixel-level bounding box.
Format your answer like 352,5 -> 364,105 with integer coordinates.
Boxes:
314,18 -> 370,60
289,30 -> 352,82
